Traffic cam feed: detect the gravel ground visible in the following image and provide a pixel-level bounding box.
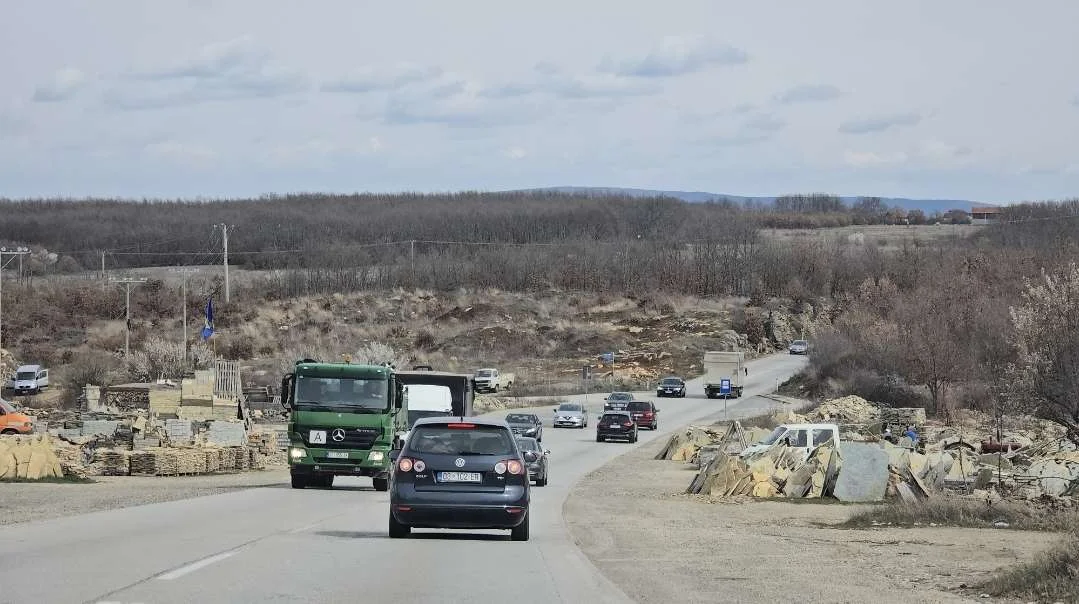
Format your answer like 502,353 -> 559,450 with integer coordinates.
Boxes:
563,442 -> 1060,603
0,468 -> 290,526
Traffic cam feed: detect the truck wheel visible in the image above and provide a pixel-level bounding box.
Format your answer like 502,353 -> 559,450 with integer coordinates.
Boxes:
596,435 -> 603,442
372,476 -> 389,492
290,473 -> 307,489
388,511 -> 410,538
1,429 -> 19,435
510,513 -> 530,542
323,476 -> 335,488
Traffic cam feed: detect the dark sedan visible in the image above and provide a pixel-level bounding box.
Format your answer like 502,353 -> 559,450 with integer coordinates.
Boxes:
656,376 -> 686,398
596,411 -> 637,443
505,412 -> 543,442
515,436 -> 549,486
389,416 -> 530,541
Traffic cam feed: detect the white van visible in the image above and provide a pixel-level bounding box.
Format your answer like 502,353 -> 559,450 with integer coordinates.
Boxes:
739,423 -> 840,460
10,365 -> 49,395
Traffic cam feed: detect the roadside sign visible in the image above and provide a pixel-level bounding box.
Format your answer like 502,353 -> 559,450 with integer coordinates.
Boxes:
720,379 -> 731,395
600,352 -> 614,363
582,365 -> 594,380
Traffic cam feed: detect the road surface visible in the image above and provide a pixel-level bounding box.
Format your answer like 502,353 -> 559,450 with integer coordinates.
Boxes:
0,353 -> 807,604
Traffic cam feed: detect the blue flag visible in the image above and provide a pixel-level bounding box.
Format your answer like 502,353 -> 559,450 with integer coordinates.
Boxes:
200,299 -> 215,340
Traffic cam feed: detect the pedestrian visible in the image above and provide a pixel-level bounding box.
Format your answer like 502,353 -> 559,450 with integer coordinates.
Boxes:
903,425 -> 918,446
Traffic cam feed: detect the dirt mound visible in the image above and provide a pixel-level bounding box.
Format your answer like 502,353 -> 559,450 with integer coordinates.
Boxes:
809,395 -> 880,424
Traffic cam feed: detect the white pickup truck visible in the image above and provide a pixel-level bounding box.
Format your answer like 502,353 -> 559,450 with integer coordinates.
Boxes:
472,368 -> 514,394
739,423 -> 841,459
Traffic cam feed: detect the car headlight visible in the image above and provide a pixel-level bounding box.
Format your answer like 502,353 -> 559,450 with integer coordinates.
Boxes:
289,448 -> 307,459
368,451 -> 385,462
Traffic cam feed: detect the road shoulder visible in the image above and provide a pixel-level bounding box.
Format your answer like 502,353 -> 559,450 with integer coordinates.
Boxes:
563,432 -> 1057,603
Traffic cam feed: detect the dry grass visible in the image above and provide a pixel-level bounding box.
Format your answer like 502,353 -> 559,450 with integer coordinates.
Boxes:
978,534 -> 1079,602
839,497 -> 1079,532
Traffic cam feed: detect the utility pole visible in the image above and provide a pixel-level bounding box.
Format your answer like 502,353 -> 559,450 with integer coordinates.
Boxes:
214,224 -> 231,303
0,247 -> 31,354
111,277 -> 148,357
410,240 -> 416,284
169,268 -> 199,362
101,251 -> 107,290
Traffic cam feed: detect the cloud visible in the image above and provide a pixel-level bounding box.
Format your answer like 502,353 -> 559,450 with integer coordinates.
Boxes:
775,83 -> 841,104
320,63 -> 444,94
143,140 -> 218,165
384,85 -> 549,128
838,112 -> 922,134
743,113 -> 786,133
599,35 -> 748,78
33,68 -> 88,102
503,146 -> 527,159
104,36 -> 307,110
481,64 -> 660,100
843,150 -> 908,167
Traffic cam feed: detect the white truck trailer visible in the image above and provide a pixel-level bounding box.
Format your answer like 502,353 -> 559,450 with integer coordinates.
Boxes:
702,351 -> 745,399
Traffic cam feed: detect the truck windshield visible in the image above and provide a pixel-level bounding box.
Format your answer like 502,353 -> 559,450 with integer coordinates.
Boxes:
16,371 -> 36,381
476,370 -> 494,377
294,376 -> 389,412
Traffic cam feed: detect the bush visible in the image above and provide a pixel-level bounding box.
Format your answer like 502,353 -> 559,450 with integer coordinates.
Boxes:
61,353 -> 120,407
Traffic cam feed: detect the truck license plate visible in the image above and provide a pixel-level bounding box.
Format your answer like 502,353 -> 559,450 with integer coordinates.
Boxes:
327,451 -> 348,459
309,430 -> 327,444
438,471 -> 482,483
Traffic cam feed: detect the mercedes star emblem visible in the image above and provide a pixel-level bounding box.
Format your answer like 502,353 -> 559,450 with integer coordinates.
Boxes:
331,428 -> 346,442
454,457 -> 466,468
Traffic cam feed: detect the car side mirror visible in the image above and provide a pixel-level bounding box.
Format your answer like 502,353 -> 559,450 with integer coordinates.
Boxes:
544,449 -> 551,455
523,451 -> 538,462
388,450 -> 400,461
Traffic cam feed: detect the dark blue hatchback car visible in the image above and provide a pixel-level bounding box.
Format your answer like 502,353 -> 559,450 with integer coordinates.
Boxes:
388,416 -> 531,541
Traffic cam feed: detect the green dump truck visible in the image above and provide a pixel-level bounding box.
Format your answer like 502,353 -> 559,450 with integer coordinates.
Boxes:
280,358 -> 407,491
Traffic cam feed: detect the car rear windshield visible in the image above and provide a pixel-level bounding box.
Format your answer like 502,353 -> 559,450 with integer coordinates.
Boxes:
627,401 -> 652,411
407,424 -> 516,456
608,393 -> 632,400
601,414 -> 629,422
660,378 -> 681,384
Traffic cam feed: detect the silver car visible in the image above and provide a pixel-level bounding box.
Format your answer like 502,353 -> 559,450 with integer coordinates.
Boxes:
788,339 -> 809,355
552,402 -> 588,429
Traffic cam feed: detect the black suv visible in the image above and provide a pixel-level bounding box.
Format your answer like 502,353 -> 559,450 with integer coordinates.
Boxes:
626,400 -> 659,430
389,416 -> 530,541
656,376 -> 686,398
596,411 -> 637,443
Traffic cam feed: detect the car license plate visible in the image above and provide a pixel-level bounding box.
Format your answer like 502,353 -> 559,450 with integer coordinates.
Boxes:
309,430 -> 327,444
608,424 -> 622,428
438,471 -> 482,483
326,451 -> 348,459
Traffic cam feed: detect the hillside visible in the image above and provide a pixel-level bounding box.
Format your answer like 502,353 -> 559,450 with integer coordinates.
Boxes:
522,186 -> 986,214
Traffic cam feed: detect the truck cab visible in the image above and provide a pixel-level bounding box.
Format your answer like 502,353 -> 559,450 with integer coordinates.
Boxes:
281,360 -> 406,491
739,423 -> 840,460
9,365 -> 49,395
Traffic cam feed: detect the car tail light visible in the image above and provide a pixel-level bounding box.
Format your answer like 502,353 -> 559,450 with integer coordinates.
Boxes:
506,459 -> 523,475
446,423 -> 475,429
623,421 -> 633,427
398,457 -> 414,472
412,460 -> 426,472
644,412 -> 653,417
494,461 -> 507,474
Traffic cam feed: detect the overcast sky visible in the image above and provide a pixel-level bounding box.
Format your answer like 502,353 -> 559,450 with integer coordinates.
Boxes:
1,1 -> 1077,203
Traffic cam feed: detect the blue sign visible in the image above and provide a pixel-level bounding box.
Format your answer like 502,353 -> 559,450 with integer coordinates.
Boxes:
720,379 -> 731,395
600,352 -> 615,363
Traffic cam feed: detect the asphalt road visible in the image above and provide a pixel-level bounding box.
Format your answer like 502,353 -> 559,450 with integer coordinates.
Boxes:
0,353 -> 807,604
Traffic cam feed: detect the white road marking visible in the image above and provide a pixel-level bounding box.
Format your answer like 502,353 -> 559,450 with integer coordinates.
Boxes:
157,550 -> 240,580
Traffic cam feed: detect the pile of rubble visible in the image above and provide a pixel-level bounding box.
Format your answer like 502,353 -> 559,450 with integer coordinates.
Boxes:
0,434 -> 66,480
687,443 -> 841,499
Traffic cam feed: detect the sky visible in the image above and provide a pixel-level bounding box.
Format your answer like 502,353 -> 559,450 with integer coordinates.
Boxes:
1,0 -> 1077,203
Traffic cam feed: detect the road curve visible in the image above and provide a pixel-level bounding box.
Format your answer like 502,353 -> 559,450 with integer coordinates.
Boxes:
0,353 -> 807,604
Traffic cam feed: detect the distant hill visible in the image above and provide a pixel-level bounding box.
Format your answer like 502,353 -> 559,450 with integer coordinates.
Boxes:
519,186 -> 990,215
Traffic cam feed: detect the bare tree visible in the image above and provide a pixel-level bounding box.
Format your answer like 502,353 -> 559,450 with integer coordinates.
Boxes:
1009,263 -> 1079,441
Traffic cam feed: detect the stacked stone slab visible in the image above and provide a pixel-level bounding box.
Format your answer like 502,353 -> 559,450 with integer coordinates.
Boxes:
0,434 -> 65,480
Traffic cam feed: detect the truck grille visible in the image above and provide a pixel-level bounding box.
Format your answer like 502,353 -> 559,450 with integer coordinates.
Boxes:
299,427 -> 380,450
